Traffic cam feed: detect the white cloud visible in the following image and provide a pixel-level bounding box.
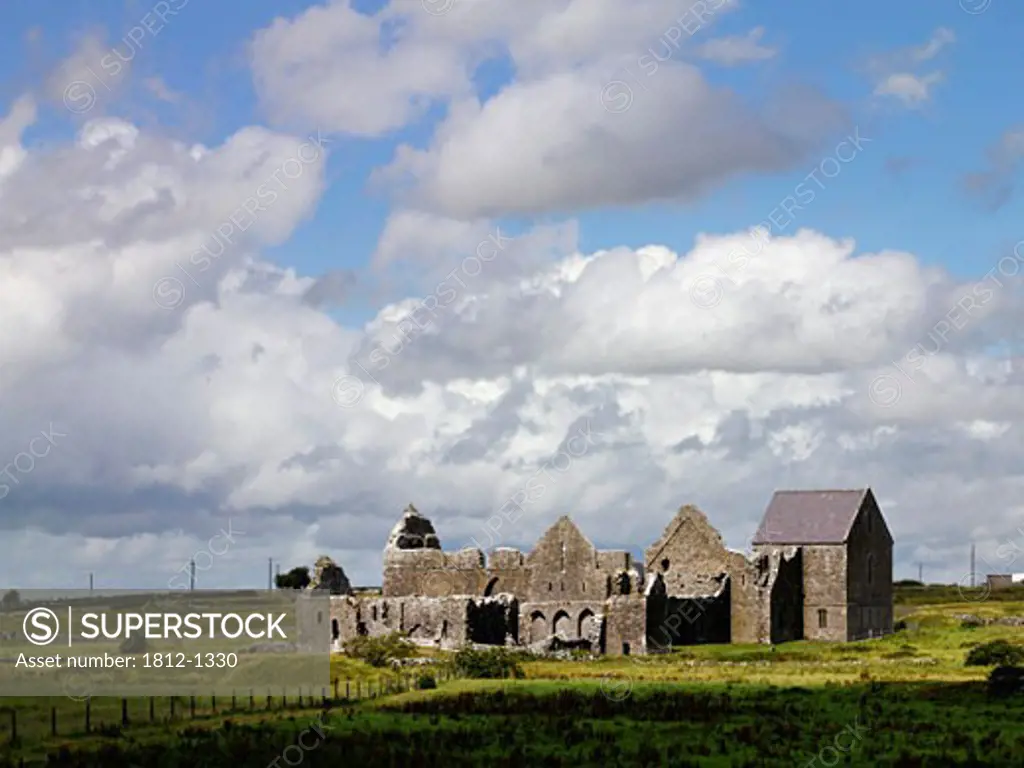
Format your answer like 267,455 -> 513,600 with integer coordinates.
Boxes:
867,28 -> 954,108
694,27 -> 777,66
254,0 -> 840,218
873,72 -> 944,107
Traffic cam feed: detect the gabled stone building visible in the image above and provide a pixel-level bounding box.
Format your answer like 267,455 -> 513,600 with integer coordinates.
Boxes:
328,488 -> 893,654
751,488 -> 894,641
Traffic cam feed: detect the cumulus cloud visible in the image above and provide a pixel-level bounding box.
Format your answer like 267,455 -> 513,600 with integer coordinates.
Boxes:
253,0 -> 843,218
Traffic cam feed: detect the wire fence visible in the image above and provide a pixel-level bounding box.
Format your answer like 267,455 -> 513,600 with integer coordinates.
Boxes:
0,666 -> 455,749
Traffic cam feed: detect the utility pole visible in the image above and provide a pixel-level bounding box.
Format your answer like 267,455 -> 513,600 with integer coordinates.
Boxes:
971,544 -> 976,587
89,573 -> 93,592
268,558 -> 273,590
918,562 -> 922,583
189,559 -> 196,591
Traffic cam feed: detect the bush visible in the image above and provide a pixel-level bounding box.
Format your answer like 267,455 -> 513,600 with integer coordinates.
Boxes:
893,620 -> 907,632
961,617 -> 984,629
416,674 -> 437,690
965,640 -> 1024,667
988,665 -> 1024,697
343,632 -> 416,667
449,647 -> 525,679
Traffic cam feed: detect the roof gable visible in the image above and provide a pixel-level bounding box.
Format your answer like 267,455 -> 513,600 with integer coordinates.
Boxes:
752,489 -> 871,545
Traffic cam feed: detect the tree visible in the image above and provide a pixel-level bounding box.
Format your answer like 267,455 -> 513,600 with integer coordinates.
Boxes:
274,566 -> 311,590
0,590 -> 20,611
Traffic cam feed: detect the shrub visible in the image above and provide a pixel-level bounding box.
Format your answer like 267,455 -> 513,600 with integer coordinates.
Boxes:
449,647 -> 525,679
988,665 -> 1024,697
961,617 -> 984,629
893,620 -> 907,632
343,632 -> 416,667
965,640 -> 1024,667
416,674 -> 437,690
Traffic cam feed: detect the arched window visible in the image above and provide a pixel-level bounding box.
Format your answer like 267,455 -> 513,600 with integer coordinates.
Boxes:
818,609 -> 827,629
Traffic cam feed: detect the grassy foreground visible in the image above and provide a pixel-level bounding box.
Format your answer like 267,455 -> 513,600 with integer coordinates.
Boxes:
3,590 -> 1024,765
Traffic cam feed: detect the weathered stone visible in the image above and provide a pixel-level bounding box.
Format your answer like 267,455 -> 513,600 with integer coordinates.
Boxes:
330,491 -> 893,655
308,555 -> 352,595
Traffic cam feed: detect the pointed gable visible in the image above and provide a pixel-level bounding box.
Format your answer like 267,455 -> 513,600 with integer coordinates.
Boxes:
752,489 -> 871,545
527,515 -> 595,564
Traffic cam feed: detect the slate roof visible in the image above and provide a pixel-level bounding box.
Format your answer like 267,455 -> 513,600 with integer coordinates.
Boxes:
752,489 -> 871,545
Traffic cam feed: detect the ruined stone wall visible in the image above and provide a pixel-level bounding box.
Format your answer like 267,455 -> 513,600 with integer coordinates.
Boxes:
519,600 -> 606,647
846,495 -> 893,639
769,548 -> 804,643
331,593 -> 519,651
525,517 -> 616,602
645,506 -> 771,646
604,596 -> 646,656
383,548 -> 489,597
483,548 -> 531,597
328,596 -> 360,649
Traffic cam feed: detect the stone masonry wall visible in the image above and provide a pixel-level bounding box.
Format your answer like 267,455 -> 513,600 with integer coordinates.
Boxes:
846,495 -> 894,639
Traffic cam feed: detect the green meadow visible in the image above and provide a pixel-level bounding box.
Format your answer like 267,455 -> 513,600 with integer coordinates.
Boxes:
2,586 -> 1024,766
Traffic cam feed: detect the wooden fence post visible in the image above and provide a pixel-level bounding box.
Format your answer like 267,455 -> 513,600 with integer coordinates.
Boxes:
345,681 -> 350,700
149,697 -> 155,722
211,695 -> 216,714
9,710 -> 15,744
169,697 -> 175,720
121,698 -> 128,726
85,699 -> 91,733
189,696 -> 196,719
51,706 -> 56,737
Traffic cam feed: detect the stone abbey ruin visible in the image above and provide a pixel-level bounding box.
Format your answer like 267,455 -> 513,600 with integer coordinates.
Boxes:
328,489 -> 893,655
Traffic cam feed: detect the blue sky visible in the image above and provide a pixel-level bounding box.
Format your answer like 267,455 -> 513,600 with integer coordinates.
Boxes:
4,0 -> 1023,305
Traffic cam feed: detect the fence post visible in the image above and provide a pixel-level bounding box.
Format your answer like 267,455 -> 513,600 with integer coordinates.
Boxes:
298,688 -> 303,707
345,681 -> 350,700
9,710 -> 15,744
121,698 -> 128,726
231,692 -> 236,711
149,697 -> 155,722
211,695 -> 216,714
170,697 -> 175,720
85,699 -> 91,733
266,692 -> 272,710
250,690 -> 254,710
51,706 -> 56,737
333,678 -> 338,700
189,696 -> 195,719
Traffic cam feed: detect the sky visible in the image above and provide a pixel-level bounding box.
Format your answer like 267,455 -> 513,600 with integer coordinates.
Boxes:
2,0 -> 1024,591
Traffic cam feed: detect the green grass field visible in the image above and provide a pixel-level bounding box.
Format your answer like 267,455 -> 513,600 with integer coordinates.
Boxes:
3,586 -> 1024,765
